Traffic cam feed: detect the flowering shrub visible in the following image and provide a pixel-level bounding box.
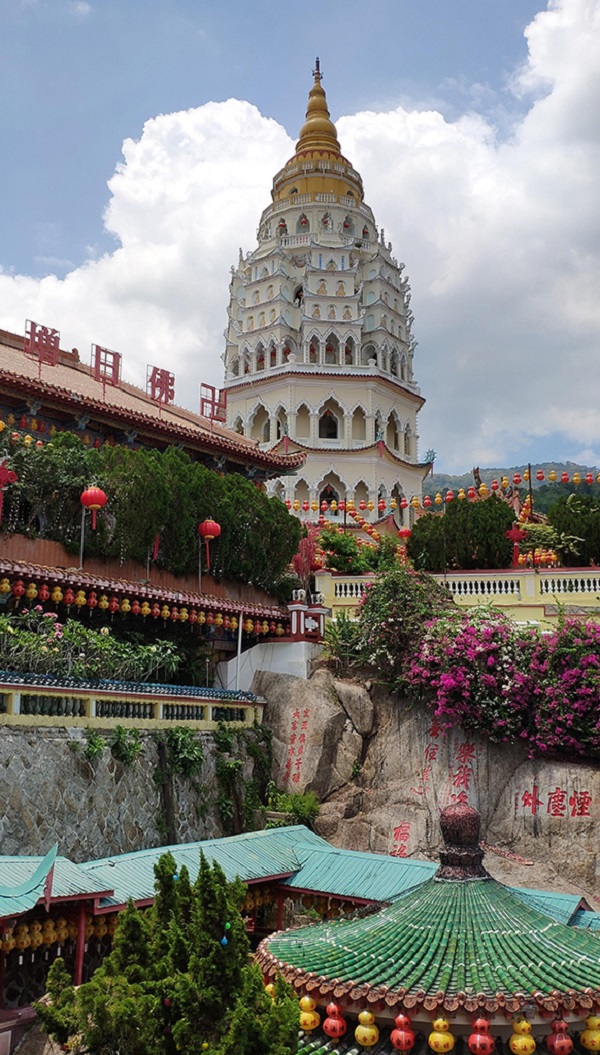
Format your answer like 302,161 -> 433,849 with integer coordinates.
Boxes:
0,608 -> 181,682
359,584 -> 600,758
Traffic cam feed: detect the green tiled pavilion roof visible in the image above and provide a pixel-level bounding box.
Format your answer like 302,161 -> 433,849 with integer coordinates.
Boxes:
258,807 -> 600,1016
297,1030 -> 398,1054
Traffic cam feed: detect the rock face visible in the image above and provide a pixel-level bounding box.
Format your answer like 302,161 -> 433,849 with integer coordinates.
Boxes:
255,669 -> 600,897
0,728 -> 223,861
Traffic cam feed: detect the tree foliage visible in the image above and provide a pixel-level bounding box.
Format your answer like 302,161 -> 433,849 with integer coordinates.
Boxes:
1,433 -> 301,594
407,496 -> 515,572
36,852 -> 299,1055
547,494 -> 600,566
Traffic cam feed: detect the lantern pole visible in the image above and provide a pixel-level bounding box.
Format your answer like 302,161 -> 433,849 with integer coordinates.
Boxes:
235,609 -> 243,691
198,537 -> 202,591
79,507 -> 86,569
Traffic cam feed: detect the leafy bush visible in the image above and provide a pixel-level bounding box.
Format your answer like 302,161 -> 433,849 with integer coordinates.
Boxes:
407,495 -> 514,571
548,494 -> 600,566
322,609 -> 362,674
0,433 -> 301,593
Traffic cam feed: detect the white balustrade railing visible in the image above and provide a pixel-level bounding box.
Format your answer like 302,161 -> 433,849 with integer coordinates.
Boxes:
439,576 -> 521,599
539,573 -> 600,595
279,234 -> 311,247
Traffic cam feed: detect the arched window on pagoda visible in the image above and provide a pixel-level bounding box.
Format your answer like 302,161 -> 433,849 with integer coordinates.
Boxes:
249,405 -> 270,444
230,357 -> 240,378
400,355 -> 407,381
344,337 -> 355,366
325,334 -> 339,365
361,342 -> 377,366
268,342 -> 277,368
318,398 -> 343,440
296,213 -> 309,233
319,483 -> 340,508
275,408 -> 288,440
387,412 -> 401,451
282,343 -> 292,363
404,425 -> 412,458
255,343 -> 265,372
232,415 -> 244,436
296,403 -> 311,439
351,406 -> 366,442
308,338 -> 319,364
390,349 -> 400,378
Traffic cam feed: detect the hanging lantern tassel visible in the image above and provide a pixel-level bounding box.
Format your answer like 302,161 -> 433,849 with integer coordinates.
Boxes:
80,486 -> 108,530
198,519 -> 221,571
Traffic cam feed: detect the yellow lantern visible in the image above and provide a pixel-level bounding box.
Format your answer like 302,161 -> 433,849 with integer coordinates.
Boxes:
330,500 -> 338,512
42,920 -> 57,945
262,620 -> 269,634
347,499 -> 355,511
429,1016 -> 455,1052
84,915 -> 94,940
389,498 -> 397,510
245,618 -> 254,633
98,593 -> 109,610
367,499 -> 374,511
311,500 -> 319,511
410,495 -> 420,508
2,929 -> 15,954
293,499 -> 300,511
93,918 -> 108,939
75,590 -> 86,608
106,913 -> 119,937
0,578 -> 10,595
548,470 -> 557,482
214,612 -> 223,626
55,917 -> 69,942
265,982 -> 276,1002
501,476 -> 509,488
478,483 -> 489,497
299,995 -> 320,1033
67,919 -> 78,940
198,611 -> 206,624
457,488 -> 466,501
510,1016 -> 536,1055
140,601 -> 150,617
355,1010 -> 380,1048
434,492 -> 443,505
121,598 -> 131,613
572,472 -> 581,485
25,582 -> 38,600
160,605 -> 170,620
230,617 -> 238,632
581,1017 -> 600,1051
15,924 -> 31,950
29,921 -> 43,949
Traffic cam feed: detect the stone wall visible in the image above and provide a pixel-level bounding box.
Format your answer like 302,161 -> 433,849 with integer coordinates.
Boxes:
0,727 -> 223,861
254,669 -> 600,897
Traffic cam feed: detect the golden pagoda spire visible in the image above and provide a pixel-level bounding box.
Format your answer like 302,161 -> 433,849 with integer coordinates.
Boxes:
295,57 -> 342,156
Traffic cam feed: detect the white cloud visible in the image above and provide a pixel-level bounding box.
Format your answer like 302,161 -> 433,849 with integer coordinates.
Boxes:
71,1 -> 91,16
1,0 -> 599,472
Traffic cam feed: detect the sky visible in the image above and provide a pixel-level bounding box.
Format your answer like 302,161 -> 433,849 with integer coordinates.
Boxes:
0,0 -> 599,474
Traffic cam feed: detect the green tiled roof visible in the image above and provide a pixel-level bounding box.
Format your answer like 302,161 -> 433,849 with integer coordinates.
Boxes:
79,826 -> 329,909
258,874 -> 600,1014
282,847 -> 436,902
298,1030 -> 398,1054
0,847 -> 115,920
574,909 -> 600,932
511,886 -> 586,926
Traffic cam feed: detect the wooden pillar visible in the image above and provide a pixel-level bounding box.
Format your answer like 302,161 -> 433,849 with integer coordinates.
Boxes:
73,903 -> 86,986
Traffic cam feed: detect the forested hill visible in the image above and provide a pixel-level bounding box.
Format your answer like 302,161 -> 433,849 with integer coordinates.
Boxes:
425,461 -> 600,514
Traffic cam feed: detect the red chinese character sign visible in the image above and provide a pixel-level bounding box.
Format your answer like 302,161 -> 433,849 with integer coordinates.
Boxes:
92,345 -> 121,395
24,320 -> 60,376
147,365 -> 175,412
200,383 -> 227,424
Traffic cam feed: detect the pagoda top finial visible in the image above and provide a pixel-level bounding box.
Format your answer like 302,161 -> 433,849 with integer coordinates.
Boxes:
295,60 -> 341,156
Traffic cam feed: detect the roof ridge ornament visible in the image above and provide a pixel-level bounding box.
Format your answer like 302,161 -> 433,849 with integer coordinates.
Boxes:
435,804 -> 491,882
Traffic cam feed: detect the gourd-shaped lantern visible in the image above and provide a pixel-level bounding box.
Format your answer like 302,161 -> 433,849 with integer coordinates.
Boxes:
580,1016 -> 600,1051
572,472 -> 581,485
445,490 -> 454,502
80,486 -> 107,529
410,495 -> 420,508
429,1016 -> 455,1052
265,982 -> 276,1002
478,483 -> 489,497
513,473 -> 522,486
468,1017 -> 495,1055
536,470 -> 545,481
299,995 -> 320,1032
467,486 -> 477,500
509,1015 -> 536,1055
457,488 -> 466,500
546,1018 -> 573,1055
423,495 -> 432,508
391,1012 -> 416,1051
198,519 -> 221,571
434,492 -> 443,505
561,471 -> 569,484
491,479 -> 499,491
355,1010 -> 379,1048
323,1002 -> 347,1039
586,472 -> 594,485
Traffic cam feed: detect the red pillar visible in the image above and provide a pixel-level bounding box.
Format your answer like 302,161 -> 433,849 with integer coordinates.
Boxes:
73,903 -> 86,986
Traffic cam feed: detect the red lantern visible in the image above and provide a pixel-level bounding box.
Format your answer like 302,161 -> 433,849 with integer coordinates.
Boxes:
468,1018 -> 495,1055
546,1019 -> 573,1055
400,497 -> 408,509
64,588 -> 75,607
359,500 -> 367,511
38,583 -> 50,602
321,501 -> 329,512
513,473 -> 522,486
189,609 -> 198,624
151,603 -> 160,618
318,515 -> 325,527
108,595 -> 119,614
198,519 -> 221,571
302,500 -> 310,512
0,460 -> 18,525
285,499 -> 291,509
423,495 -> 432,508
445,490 -> 454,503
536,470 -> 545,482
131,600 -> 141,616
378,499 -> 386,513
586,472 -> 594,486
80,486 -> 108,529
170,606 -> 179,621
561,471 -> 569,483
254,620 -> 261,634
206,611 -> 215,626
323,1003 -> 347,1039
467,486 -> 476,500
88,591 -> 98,609
490,480 -> 499,491
12,579 -> 25,600
398,527 -> 412,541
391,1012 -> 416,1052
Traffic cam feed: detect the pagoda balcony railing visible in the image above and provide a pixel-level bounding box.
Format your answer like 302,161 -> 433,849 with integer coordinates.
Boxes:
0,671 -> 262,730
279,234 -> 311,247
314,568 -> 600,625
262,194 -> 374,221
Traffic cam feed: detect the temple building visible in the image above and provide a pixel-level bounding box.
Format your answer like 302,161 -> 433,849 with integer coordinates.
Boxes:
223,61 -> 431,519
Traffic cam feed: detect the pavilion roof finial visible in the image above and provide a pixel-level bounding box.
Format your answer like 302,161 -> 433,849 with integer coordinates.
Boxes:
313,56 -> 321,82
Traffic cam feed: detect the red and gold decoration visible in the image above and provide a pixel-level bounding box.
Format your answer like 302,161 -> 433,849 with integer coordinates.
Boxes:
80,486 -> 108,530
198,518 -> 221,571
